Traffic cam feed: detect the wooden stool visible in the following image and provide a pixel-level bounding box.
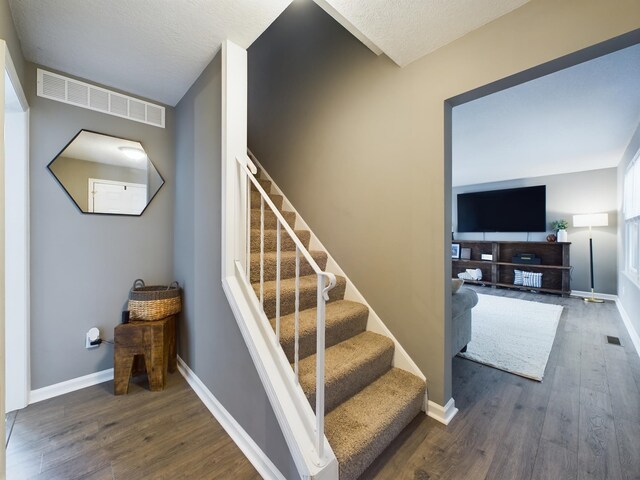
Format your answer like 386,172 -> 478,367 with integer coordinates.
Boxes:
114,315 -> 177,395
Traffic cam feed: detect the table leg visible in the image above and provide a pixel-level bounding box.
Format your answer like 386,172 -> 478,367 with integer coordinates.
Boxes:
114,349 -> 135,395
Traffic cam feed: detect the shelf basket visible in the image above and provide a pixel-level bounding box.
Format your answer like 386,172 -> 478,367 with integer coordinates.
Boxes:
128,279 -> 181,321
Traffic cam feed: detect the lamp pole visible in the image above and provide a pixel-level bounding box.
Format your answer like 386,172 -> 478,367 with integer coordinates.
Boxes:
585,223 -> 604,303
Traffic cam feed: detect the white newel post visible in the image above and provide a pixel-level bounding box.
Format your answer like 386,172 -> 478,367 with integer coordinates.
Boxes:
221,40 -> 248,279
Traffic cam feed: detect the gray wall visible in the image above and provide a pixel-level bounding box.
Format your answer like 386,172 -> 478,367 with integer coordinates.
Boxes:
0,0 -> 25,85
453,168 -> 618,294
618,122 -> 640,339
248,0 -> 640,404
28,63 -> 175,389
173,52 -> 298,479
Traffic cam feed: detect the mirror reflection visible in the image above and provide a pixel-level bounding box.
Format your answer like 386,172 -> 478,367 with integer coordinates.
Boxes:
48,130 -> 164,215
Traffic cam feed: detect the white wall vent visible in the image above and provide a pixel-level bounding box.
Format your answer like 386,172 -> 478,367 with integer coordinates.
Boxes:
37,69 -> 165,128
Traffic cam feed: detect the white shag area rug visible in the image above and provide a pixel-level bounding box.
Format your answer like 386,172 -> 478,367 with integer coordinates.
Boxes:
458,294 -> 563,381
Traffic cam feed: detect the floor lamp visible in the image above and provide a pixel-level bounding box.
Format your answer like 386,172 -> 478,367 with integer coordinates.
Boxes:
573,213 -> 609,303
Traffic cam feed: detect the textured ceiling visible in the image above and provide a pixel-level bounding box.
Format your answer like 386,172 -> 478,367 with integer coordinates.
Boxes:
8,0 -> 291,106
8,0 -> 533,105
452,44 -> 640,187
320,0 -> 530,66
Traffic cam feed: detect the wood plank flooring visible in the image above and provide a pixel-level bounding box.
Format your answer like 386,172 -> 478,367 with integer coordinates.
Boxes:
6,287 -> 639,479
6,374 -> 260,480
362,287 -> 640,480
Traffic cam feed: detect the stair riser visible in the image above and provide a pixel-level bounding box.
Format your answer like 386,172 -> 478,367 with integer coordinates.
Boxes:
250,252 -> 328,283
250,209 -> 296,229
250,230 -> 311,253
250,191 -> 283,210
309,348 -> 393,414
340,388 -> 424,480
278,309 -> 368,363
257,280 -> 346,318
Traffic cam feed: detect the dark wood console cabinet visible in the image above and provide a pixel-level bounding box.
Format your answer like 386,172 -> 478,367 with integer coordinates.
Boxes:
452,240 -> 571,296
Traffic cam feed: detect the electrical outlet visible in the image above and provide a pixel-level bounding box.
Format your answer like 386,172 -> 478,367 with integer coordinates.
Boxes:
86,327 -> 100,349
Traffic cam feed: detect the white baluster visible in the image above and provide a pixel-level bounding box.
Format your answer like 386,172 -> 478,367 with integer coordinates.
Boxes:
294,246 -> 300,384
246,174 -> 251,279
276,220 -> 281,343
316,274 -> 326,460
260,197 -> 264,311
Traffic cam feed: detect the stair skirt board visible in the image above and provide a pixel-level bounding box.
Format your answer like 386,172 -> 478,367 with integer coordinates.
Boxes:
246,155 -> 433,479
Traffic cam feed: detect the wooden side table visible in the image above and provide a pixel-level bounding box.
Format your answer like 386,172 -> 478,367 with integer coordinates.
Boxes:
114,315 -> 177,395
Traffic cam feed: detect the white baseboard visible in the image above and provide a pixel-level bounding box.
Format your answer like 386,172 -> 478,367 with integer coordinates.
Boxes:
427,398 -> 458,425
615,298 -> 640,358
29,368 -> 114,404
571,290 -> 618,301
27,359 -> 285,480
176,357 -> 286,480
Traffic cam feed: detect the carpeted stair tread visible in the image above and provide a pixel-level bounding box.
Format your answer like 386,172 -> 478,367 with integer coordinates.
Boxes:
250,208 -> 296,229
251,178 -> 272,192
250,229 -> 311,252
271,300 -> 369,363
298,332 -> 394,413
250,190 -> 284,209
325,368 -> 425,480
254,274 -> 346,318
250,250 -> 328,283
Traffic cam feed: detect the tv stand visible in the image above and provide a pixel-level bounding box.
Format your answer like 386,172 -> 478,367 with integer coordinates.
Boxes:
452,240 -> 571,297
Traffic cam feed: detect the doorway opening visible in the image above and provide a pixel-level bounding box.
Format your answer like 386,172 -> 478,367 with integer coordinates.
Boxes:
4,46 -> 30,414
445,30 -> 640,399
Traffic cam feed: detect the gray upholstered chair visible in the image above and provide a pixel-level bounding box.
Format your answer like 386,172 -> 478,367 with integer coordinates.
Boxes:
451,287 -> 478,356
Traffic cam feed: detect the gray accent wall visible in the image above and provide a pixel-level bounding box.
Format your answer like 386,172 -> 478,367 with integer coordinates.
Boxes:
453,168 -> 618,294
173,52 -> 298,479
248,0 -> 640,404
28,63 -> 175,389
618,122 -> 640,340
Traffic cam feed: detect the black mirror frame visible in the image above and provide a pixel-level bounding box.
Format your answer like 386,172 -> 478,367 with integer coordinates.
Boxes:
46,129 -> 166,217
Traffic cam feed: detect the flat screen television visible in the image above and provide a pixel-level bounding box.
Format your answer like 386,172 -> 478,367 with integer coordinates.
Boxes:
457,185 -> 546,232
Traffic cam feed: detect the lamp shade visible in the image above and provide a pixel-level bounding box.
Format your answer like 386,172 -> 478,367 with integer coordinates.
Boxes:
573,213 -> 608,228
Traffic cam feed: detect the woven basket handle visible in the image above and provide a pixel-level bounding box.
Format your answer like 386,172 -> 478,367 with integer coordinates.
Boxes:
167,281 -> 179,290
132,279 -> 145,290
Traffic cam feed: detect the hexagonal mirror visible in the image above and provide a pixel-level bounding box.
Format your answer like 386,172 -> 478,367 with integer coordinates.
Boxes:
48,130 -> 164,216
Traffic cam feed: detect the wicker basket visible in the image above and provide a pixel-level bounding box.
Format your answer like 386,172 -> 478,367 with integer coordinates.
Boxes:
128,279 -> 181,321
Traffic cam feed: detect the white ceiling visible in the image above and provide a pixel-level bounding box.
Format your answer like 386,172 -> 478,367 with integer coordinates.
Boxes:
452,44 -> 640,187
8,0 -> 532,105
320,0 -> 530,67
8,0 -> 291,106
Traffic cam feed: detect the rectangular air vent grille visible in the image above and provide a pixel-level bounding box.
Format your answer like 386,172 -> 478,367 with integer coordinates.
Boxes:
37,69 -> 165,128
606,335 -> 622,346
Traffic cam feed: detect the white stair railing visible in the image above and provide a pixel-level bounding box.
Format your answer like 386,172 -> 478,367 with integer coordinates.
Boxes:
236,153 -> 336,461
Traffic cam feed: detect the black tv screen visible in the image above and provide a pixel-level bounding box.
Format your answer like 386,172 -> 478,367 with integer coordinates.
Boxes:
457,185 -> 546,232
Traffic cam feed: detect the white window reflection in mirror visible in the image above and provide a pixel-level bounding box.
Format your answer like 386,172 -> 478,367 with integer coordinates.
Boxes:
47,130 -> 164,215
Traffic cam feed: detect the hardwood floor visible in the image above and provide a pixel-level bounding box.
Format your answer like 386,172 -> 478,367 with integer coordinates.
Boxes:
6,287 -> 639,479
6,374 -> 260,480
362,286 -> 640,480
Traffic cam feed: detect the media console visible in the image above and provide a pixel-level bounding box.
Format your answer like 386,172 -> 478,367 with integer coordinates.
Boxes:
452,240 -> 571,297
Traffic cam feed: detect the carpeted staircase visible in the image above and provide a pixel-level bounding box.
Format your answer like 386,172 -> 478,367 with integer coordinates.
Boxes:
250,176 -> 426,480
